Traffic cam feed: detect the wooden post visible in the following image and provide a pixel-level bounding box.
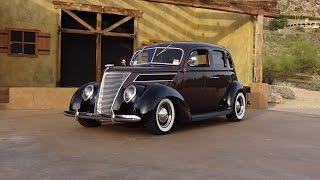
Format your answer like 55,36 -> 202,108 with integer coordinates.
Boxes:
133,17 -> 139,50
96,12 -> 102,82
254,14 -> 264,83
56,9 -> 62,86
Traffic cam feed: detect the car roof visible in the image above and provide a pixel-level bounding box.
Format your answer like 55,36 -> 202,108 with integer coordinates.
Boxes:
144,41 -> 226,50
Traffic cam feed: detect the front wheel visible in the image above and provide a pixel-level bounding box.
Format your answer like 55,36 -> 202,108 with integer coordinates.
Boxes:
146,98 -> 175,135
226,92 -> 246,121
78,118 -> 101,127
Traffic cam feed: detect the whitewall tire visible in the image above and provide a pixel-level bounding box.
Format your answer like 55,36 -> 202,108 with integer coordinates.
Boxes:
226,92 -> 246,121
146,98 -> 175,135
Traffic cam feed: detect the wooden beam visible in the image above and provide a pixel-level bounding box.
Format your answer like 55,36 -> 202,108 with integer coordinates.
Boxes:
60,28 -> 97,35
53,1 -> 142,17
254,14 -> 264,83
62,9 -> 95,31
96,13 -> 102,82
103,32 -> 135,38
143,0 -> 279,18
102,16 -> 134,33
60,28 -> 135,39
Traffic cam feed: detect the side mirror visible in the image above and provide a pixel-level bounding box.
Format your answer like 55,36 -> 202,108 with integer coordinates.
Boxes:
187,57 -> 198,67
121,59 -> 126,66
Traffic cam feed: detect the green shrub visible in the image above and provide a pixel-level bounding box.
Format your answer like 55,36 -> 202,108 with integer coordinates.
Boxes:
292,41 -> 320,74
268,17 -> 288,30
264,33 -> 320,75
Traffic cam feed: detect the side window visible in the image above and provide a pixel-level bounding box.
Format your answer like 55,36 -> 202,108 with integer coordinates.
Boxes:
226,53 -> 234,69
212,50 -> 226,70
187,49 -> 209,67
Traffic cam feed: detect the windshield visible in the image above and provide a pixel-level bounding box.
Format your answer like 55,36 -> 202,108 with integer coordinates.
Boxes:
130,47 -> 183,66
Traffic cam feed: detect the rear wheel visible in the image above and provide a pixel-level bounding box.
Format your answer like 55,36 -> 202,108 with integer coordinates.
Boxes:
146,98 -> 175,135
78,118 -> 101,127
226,92 -> 246,121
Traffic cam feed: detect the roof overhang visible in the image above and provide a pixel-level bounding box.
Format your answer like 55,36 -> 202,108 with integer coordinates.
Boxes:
143,0 -> 280,18
52,1 -> 143,17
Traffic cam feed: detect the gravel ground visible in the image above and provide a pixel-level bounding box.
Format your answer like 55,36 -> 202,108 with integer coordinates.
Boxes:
269,87 -> 320,116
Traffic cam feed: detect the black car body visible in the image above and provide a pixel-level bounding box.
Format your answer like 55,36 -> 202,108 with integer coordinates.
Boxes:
64,42 -> 249,134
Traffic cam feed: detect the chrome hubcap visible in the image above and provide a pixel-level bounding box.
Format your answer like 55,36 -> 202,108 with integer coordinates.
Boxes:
156,101 -> 173,128
236,101 -> 241,111
158,107 -> 169,123
235,95 -> 245,117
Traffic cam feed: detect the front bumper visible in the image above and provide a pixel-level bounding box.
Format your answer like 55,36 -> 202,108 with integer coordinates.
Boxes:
64,111 -> 141,123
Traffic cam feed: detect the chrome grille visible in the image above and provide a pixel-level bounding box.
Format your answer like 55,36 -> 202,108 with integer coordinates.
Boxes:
96,71 -> 130,115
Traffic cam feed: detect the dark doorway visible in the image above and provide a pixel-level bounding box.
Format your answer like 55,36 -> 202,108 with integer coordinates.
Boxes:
60,33 -> 96,87
59,9 -> 136,87
102,36 -> 134,68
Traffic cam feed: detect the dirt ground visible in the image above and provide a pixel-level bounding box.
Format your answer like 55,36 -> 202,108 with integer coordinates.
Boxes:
0,109 -> 320,179
269,87 -> 320,116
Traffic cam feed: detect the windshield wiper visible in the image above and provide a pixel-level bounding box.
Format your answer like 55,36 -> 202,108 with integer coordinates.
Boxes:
156,44 -> 171,57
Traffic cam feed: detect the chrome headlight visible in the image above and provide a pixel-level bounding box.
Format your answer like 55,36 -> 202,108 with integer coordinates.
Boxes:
82,85 -> 94,101
123,85 -> 136,103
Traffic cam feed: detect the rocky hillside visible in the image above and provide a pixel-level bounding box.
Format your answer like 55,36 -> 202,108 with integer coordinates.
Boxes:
278,0 -> 320,18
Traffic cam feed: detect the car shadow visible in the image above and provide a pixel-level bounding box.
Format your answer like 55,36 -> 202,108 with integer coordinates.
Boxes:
94,117 -> 234,136
174,117 -> 235,133
93,110 -> 255,136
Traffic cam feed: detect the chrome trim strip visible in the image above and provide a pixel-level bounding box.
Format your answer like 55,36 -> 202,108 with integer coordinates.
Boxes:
117,115 -> 141,120
134,80 -> 174,83
110,73 -> 131,119
96,71 -> 107,114
133,73 -> 178,82
64,111 -> 141,122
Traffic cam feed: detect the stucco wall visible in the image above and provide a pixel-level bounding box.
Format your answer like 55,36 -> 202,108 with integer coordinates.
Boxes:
194,8 -> 254,85
0,0 -> 58,87
0,0 -> 254,86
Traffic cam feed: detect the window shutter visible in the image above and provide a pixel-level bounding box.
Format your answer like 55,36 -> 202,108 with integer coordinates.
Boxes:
0,30 -> 9,53
37,32 -> 50,55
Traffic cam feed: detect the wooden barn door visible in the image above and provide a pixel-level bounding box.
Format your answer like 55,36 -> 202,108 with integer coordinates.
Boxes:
54,2 -> 141,87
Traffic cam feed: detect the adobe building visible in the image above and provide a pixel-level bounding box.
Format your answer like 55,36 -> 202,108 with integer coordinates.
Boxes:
0,0 -> 278,109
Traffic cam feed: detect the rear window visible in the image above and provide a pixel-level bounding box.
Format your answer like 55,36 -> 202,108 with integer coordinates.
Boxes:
212,50 -> 226,70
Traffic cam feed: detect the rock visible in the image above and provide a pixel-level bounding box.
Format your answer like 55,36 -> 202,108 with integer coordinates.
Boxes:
268,92 -> 284,104
269,85 -> 296,99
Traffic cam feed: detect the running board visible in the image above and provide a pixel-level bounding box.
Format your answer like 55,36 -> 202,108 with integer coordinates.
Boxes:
191,109 -> 232,122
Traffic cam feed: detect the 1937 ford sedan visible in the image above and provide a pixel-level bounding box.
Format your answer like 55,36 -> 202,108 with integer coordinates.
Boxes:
64,42 -> 250,135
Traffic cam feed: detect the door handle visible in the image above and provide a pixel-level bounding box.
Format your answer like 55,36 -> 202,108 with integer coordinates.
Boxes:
209,76 -> 219,79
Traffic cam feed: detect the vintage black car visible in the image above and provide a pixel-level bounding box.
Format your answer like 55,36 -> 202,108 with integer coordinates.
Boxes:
64,42 -> 249,135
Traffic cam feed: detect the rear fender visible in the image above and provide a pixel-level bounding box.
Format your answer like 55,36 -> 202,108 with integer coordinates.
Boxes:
227,81 -> 245,107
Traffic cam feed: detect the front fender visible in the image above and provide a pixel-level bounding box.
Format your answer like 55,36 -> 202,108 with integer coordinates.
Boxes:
137,83 -> 191,122
68,82 -> 100,113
